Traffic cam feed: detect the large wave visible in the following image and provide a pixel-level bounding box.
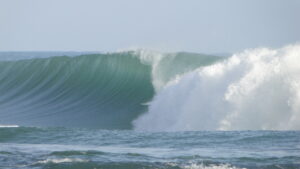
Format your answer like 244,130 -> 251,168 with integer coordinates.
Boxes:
134,44 -> 300,131
0,51 -> 219,129
1,45 -> 299,130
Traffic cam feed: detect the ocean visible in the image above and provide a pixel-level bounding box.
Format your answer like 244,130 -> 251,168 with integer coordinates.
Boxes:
1,127 -> 299,169
0,44 -> 300,169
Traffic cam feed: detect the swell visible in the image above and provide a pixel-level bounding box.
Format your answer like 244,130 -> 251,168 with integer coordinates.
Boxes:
0,52 -> 154,128
0,51 -> 220,129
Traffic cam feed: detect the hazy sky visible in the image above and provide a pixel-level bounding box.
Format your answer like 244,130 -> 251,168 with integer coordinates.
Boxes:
1,0 -> 299,53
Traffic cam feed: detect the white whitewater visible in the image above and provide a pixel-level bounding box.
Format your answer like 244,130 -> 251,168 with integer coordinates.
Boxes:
0,124 -> 19,128
134,44 -> 300,131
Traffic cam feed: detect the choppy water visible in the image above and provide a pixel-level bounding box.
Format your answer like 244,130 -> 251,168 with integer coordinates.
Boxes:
1,127 -> 299,169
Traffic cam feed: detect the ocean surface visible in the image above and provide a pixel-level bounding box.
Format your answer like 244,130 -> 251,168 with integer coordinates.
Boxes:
0,44 -> 300,168
1,127 -> 300,169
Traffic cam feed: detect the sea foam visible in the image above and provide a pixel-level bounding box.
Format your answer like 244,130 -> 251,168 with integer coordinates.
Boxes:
134,44 -> 300,131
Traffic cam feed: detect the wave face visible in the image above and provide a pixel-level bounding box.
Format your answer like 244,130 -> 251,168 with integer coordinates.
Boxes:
134,44 -> 300,131
0,51 -> 219,129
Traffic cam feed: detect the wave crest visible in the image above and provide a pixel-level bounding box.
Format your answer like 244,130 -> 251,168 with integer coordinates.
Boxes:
0,50 -> 219,129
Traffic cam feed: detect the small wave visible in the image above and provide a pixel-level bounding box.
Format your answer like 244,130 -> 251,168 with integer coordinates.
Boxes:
50,150 -> 105,156
0,151 -> 13,155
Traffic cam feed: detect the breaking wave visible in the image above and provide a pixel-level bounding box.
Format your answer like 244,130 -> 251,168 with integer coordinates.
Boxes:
134,44 -> 300,131
0,50 -> 219,129
1,44 -> 299,130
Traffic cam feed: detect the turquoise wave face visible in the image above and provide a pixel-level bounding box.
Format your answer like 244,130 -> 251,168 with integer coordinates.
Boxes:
0,51 -> 221,129
0,52 -> 154,128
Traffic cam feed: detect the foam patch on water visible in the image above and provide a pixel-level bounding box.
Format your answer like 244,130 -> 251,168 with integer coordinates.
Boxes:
182,163 -> 245,169
0,125 -> 19,128
37,158 -> 88,164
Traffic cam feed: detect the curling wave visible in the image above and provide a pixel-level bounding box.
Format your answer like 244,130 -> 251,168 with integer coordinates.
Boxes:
0,51 -> 219,129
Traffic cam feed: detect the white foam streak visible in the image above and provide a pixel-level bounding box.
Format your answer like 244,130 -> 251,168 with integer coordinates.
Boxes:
37,158 -> 88,164
182,163 -> 245,169
134,44 -> 300,131
0,124 -> 19,128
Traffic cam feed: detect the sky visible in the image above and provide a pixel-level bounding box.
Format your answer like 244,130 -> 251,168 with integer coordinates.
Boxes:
0,0 -> 299,53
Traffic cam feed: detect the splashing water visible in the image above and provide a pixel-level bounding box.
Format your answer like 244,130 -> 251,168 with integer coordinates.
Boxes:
134,44 -> 300,131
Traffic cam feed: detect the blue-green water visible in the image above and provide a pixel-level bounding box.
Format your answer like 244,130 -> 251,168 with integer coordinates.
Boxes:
0,51 -> 219,129
1,127 -> 299,169
1,47 -> 300,169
